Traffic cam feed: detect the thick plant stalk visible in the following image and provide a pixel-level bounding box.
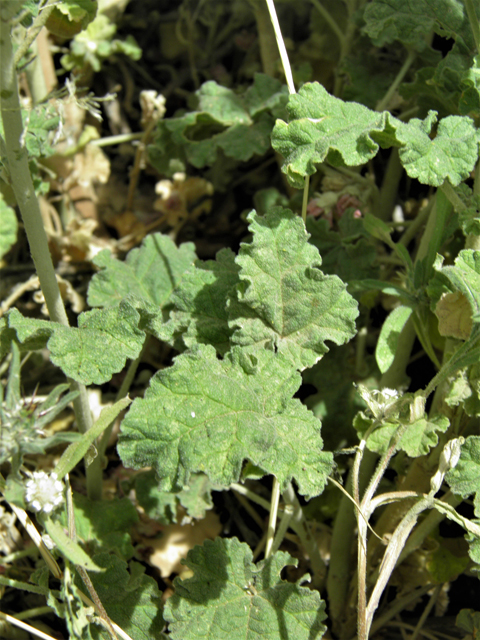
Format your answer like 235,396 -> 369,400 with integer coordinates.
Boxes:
0,14 -> 100,498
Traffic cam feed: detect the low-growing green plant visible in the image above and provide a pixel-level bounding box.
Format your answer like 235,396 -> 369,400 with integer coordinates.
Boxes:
2,1 -> 480,639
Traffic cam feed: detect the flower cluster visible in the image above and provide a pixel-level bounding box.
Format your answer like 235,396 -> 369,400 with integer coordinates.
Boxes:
25,472 -> 65,514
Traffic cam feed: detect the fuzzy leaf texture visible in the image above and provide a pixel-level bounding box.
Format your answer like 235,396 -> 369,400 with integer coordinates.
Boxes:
228,209 -> 359,370
7,302 -> 145,385
446,435 -> 480,516
149,74 -> 287,173
271,82 -> 479,188
429,250 -> 480,323
87,233 -> 197,342
164,537 -> 327,640
395,113 -> 478,187
353,411 -> 450,457
169,248 -> 240,355
61,493 -> 138,560
271,83 -> 395,188
79,553 -> 165,640
363,0 -> 471,51
118,344 -> 333,499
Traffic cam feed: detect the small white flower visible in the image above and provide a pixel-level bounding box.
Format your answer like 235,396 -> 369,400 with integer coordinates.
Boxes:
25,472 -> 65,514
357,385 -> 400,419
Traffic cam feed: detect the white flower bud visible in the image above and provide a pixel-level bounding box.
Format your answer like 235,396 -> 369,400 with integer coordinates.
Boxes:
25,472 -> 65,514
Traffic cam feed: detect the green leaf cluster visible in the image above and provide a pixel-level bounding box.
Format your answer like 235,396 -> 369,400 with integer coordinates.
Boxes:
148,74 -> 288,179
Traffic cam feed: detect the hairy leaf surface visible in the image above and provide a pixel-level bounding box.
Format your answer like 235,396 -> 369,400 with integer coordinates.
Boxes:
118,344 -> 333,498
228,209 -> 358,370
8,303 -> 145,385
164,537 -> 327,640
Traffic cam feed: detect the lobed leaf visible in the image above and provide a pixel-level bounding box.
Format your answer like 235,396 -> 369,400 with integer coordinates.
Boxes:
169,248 -> 240,355
164,537 -> 327,640
363,0 -> 467,51
8,302 -> 145,385
428,250 -> 480,321
228,209 -> 359,370
149,74 -> 286,174
79,553 -> 165,640
396,113 -> 479,186
446,435 -> 480,516
271,83 -> 395,188
88,233 -> 196,310
118,344 -> 333,499
354,412 -> 450,457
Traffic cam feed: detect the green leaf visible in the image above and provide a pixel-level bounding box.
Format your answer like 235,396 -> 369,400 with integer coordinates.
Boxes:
88,233 -> 196,307
303,344 -> 368,451
65,493 -> 138,560
168,248 -> 240,354
135,470 -> 217,524
456,609 -> 480,635
61,14 -> 141,72
43,516 -> 104,572
55,398 -> 131,479
354,411 -> 449,457
396,113 -> 479,186
376,306 -> 413,373
55,0 -> 97,24
8,301 -> 145,385
426,540 -> 469,583
446,435 -> 480,516
363,0 -> 468,51
149,75 -> 283,173
0,192 -> 18,259
164,537 -> 327,640
118,344 -> 333,499
271,82 -> 396,188
306,216 -> 378,285
428,250 -> 480,320
78,553 -> 165,640
228,209 -> 359,370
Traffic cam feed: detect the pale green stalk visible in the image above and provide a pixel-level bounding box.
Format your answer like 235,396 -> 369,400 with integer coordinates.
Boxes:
13,0 -> 58,67
375,50 -> 416,112
264,0 -> 310,219
265,477 -> 281,558
0,14 -> 100,498
310,0 -> 346,50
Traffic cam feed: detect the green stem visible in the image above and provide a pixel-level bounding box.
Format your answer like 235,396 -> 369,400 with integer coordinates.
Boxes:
97,338 -> 149,464
0,16 -> 98,498
90,132 -> 143,147
464,0 -> 480,54
396,490 -> 461,567
375,50 -> 416,113
364,496 -> 432,638
440,179 -> 467,213
398,197 -> 433,248
327,450 -> 376,635
13,0 -> 57,67
24,39 -> 47,104
375,148 -> 403,221
265,477 -> 280,558
282,482 -> 326,589
301,175 -> 309,223
310,0 -> 346,50
251,0 -> 278,77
